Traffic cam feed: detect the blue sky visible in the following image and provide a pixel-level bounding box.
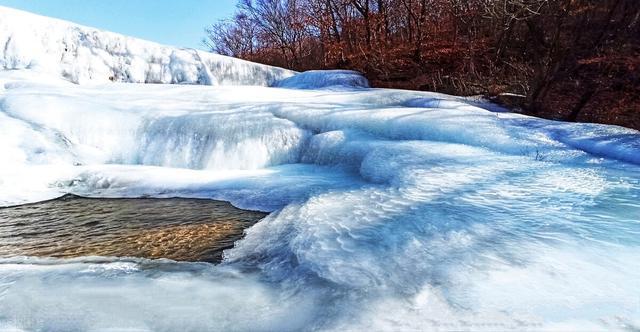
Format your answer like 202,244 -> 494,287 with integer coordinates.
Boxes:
0,0 -> 237,49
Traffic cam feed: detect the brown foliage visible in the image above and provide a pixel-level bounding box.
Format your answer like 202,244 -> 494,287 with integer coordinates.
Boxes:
203,0 -> 640,130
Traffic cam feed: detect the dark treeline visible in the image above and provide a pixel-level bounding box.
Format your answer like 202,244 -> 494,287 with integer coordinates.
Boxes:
204,0 -> 640,129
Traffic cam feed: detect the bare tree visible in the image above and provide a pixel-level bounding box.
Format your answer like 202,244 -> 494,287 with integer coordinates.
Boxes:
202,0 -> 640,128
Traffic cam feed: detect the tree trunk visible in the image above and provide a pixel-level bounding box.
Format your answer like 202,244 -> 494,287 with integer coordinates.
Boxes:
567,88 -> 597,122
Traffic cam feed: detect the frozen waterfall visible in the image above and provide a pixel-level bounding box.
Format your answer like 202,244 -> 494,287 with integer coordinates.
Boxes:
1,5 -> 639,331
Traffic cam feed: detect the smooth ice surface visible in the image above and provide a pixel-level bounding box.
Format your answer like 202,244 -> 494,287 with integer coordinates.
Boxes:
1,7 -> 640,332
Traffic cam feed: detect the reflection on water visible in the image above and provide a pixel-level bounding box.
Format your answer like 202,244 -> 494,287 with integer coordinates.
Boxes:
0,195 -> 267,263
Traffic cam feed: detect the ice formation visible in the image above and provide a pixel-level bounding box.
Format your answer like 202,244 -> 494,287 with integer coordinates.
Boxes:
0,6 -> 294,86
1,6 -> 639,331
273,69 -> 370,89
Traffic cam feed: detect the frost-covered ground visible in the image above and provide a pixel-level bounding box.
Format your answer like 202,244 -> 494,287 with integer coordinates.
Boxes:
1,6 -> 640,332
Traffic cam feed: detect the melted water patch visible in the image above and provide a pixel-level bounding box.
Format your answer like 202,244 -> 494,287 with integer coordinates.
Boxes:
0,195 -> 266,262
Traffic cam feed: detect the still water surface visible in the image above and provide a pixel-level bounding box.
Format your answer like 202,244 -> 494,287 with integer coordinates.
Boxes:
0,195 -> 267,263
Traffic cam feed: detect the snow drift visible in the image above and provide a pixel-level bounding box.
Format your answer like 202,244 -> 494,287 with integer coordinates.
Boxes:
274,69 -> 370,89
1,6 -> 640,332
0,6 -> 294,85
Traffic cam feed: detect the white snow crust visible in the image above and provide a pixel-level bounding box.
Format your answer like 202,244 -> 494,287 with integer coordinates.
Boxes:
273,69 -> 370,89
0,6 -> 294,86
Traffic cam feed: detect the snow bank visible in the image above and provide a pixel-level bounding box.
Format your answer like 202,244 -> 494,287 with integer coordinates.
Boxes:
539,121 -> 640,165
273,69 -> 369,89
0,6 -> 294,85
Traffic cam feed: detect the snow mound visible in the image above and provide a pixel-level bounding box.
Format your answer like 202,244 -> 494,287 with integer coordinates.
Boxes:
0,6 -> 294,85
273,70 -> 369,89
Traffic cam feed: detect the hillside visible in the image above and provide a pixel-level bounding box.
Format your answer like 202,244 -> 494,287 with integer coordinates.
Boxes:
0,6 -> 294,86
204,0 -> 640,130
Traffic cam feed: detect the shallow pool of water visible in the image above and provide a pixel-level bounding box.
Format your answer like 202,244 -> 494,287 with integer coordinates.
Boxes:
0,195 -> 267,263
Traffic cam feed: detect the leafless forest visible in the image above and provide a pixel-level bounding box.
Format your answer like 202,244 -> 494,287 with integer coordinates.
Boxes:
204,0 -> 640,129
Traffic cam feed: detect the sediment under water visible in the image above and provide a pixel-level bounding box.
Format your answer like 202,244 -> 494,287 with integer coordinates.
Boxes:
0,195 -> 267,263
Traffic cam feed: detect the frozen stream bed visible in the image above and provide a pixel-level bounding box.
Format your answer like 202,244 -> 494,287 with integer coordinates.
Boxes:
1,6 -> 639,330
0,68 -> 639,331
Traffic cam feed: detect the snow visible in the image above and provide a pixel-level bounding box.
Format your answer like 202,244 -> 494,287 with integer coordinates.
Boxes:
0,6 -> 294,86
1,6 -> 640,332
273,69 -> 370,89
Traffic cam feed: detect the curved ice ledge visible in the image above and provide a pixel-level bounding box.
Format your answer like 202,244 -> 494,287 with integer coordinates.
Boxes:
1,70 -> 640,209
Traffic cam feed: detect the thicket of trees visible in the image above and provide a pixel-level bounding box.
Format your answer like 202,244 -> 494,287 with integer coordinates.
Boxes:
204,0 -> 640,129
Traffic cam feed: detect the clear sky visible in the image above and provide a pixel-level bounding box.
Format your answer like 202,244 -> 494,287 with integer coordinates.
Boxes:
0,0 -> 237,50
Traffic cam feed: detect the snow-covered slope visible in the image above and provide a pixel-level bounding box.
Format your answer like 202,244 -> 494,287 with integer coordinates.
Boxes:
0,6 -> 294,85
1,6 -> 640,332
